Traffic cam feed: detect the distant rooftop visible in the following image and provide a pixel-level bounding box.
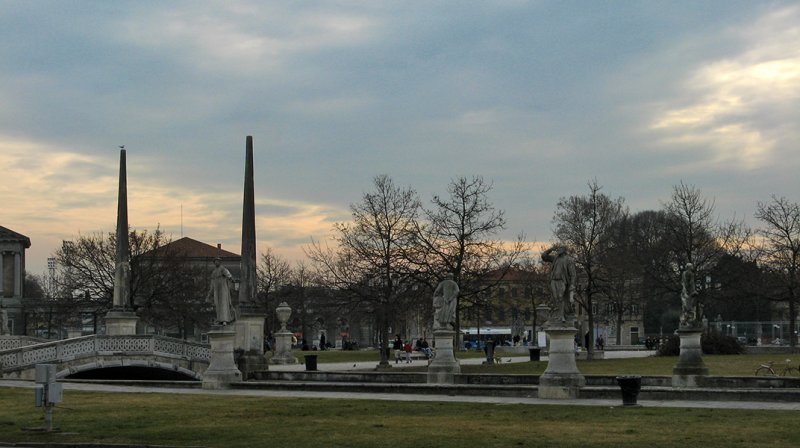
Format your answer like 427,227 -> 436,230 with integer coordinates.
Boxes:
147,237 -> 239,259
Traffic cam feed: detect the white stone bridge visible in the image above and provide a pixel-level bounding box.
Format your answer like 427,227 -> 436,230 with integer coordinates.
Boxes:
0,335 -> 210,381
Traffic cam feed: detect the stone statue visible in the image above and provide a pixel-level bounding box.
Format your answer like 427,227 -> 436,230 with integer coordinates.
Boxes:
0,303 -> 9,335
541,246 -> 577,323
112,261 -> 131,309
207,258 -> 235,325
680,263 -> 700,326
433,273 -> 459,330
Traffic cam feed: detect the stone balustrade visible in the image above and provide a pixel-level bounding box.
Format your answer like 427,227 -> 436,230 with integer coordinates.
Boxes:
0,334 -> 210,375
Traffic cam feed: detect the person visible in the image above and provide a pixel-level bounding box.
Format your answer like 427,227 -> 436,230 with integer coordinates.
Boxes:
393,334 -> 403,364
403,340 -> 413,363
207,258 -> 235,324
680,263 -> 699,326
433,273 -> 459,330
420,338 -> 433,359
541,246 -> 577,323
319,333 -> 327,351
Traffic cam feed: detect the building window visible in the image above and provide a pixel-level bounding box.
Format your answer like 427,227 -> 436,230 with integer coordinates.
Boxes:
511,287 -> 518,298
498,288 -> 506,299
630,304 -> 639,315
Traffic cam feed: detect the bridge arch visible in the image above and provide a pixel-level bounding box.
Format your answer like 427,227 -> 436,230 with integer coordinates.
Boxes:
1,335 -> 210,381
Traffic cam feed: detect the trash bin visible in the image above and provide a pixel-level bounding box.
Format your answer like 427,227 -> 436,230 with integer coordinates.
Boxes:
615,375 -> 642,406
529,347 -> 541,361
304,355 -> 318,371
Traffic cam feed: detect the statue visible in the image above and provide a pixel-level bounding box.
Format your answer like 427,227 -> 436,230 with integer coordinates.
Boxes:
112,261 -> 131,309
207,258 -> 235,325
541,246 -> 577,323
0,303 -> 9,335
680,263 -> 701,326
433,273 -> 459,330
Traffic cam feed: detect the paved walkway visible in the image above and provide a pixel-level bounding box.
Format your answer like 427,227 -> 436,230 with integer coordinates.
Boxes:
3,361 -> 798,412
270,349 -> 655,372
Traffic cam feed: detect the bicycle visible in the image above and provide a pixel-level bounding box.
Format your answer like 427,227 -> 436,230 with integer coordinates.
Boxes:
755,359 -> 800,376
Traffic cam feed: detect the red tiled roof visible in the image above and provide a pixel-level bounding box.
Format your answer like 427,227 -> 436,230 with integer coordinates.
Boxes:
148,237 -> 239,259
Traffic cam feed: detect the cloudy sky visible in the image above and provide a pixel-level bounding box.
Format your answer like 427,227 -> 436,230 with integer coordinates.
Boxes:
2,1 -> 799,276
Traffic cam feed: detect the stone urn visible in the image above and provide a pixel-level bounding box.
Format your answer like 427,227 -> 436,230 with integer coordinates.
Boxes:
276,301 -> 292,332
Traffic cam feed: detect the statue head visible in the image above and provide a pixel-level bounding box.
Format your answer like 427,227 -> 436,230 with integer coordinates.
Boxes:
684,262 -> 694,271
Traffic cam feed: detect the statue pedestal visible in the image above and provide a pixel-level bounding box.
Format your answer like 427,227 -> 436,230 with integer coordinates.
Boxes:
427,329 -> 461,384
203,327 -> 242,389
104,310 -> 138,336
234,308 -> 266,354
672,327 -> 708,387
234,309 -> 269,379
538,326 -> 585,399
270,330 -> 298,365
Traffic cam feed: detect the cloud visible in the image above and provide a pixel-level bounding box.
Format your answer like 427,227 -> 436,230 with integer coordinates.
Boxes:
120,2 -> 380,76
649,6 -> 800,170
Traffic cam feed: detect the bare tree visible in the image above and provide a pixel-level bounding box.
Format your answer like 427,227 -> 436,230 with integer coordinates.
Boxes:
257,248 -> 292,332
551,179 -> 626,359
412,175 -> 526,343
307,175 -> 420,367
54,228 -> 209,337
755,195 -> 800,347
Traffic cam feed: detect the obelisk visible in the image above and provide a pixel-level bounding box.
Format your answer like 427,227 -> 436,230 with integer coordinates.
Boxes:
105,148 -> 139,335
240,136 -> 257,307
231,136 -> 268,380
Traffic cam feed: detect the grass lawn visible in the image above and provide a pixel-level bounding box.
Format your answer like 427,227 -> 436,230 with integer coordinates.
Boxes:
0,388 -> 798,448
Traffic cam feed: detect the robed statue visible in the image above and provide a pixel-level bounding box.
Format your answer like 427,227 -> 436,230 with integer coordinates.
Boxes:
207,258 -> 236,325
433,273 -> 459,330
680,263 -> 701,327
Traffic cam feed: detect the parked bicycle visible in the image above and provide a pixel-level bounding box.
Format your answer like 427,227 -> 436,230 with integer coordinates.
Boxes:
754,359 -> 800,376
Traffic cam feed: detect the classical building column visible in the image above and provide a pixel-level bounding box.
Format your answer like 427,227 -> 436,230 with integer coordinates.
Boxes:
0,251 -> 5,295
13,252 -> 21,297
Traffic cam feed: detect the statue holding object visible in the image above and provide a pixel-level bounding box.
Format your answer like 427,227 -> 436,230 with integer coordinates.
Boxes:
541,245 -> 577,324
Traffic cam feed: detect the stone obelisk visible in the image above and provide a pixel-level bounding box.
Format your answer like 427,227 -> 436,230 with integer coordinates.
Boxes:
231,136 -> 268,379
240,136 -> 257,308
105,149 -> 139,335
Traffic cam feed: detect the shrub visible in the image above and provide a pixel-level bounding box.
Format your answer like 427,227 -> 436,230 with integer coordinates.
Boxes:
656,333 -> 744,356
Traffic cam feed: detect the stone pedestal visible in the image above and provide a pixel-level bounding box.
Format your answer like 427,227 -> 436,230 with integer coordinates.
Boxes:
427,329 -> 460,384
672,327 -> 708,387
202,327 -> 242,389
104,310 -> 139,336
538,326 -> 585,399
234,311 -> 266,354
270,331 -> 298,365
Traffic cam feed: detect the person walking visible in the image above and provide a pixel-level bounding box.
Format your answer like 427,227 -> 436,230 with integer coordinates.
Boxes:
403,340 -> 413,363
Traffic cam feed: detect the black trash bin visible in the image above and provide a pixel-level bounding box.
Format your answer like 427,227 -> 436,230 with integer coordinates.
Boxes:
615,375 -> 642,406
304,355 -> 318,371
529,347 -> 541,361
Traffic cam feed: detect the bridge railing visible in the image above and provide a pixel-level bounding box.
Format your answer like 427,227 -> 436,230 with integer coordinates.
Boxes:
0,336 -> 49,351
0,334 -> 210,372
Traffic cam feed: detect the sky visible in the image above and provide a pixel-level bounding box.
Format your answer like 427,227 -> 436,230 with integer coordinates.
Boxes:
2,1 -> 799,277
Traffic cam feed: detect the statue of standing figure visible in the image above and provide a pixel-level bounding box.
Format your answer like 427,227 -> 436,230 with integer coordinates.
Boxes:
433,273 -> 459,330
0,303 -> 9,335
680,263 -> 701,327
208,258 -> 236,325
541,246 -> 577,323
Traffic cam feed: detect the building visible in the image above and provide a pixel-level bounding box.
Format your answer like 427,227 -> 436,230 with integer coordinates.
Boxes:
0,226 -> 31,335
